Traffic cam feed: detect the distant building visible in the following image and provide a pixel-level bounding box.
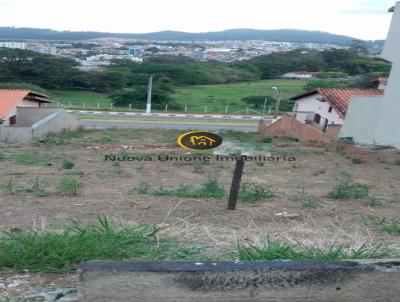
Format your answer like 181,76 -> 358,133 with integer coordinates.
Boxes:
28,45 -> 57,55
291,88 -> 384,132
191,51 -> 207,61
128,47 -> 141,57
0,41 -> 26,49
282,71 -> 317,79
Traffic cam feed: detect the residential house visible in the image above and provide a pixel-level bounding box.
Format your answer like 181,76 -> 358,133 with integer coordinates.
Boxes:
290,88 -> 384,132
0,90 -> 51,126
282,71 -> 317,79
0,89 -> 81,142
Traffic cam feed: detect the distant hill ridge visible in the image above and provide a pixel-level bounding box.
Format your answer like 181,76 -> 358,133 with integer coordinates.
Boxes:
0,27 -> 384,45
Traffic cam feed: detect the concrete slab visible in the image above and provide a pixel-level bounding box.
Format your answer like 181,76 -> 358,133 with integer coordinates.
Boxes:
78,260 -> 400,302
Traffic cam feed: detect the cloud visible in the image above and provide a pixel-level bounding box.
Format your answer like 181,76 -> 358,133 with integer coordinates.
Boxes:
340,0 -> 392,14
0,0 -> 393,40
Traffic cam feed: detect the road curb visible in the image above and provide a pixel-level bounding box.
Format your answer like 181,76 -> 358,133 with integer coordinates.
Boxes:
68,110 -> 267,120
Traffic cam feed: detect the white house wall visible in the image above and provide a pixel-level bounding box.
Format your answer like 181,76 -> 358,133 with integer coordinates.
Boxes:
294,94 -> 344,125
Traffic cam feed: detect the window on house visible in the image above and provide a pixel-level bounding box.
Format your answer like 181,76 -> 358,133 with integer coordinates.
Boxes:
328,106 -> 333,113
313,113 -> 321,124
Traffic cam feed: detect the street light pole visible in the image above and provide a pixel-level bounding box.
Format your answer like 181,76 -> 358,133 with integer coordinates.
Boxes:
146,74 -> 154,114
272,87 -> 281,119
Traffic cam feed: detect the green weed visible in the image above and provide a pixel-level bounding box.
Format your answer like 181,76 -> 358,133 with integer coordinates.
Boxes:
55,176 -> 81,196
0,217 -> 201,272
368,217 -> 400,235
62,159 -> 75,170
328,172 -> 370,199
238,184 -> 276,203
237,237 -> 395,261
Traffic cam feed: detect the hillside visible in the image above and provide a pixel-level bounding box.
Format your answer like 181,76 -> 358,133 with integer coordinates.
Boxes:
0,27 -> 370,45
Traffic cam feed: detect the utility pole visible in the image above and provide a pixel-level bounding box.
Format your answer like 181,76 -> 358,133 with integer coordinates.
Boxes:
272,87 -> 281,119
263,97 -> 268,115
146,74 -> 154,114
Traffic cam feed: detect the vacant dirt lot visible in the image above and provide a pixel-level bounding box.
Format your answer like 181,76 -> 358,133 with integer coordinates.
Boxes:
1,128 -> 400,252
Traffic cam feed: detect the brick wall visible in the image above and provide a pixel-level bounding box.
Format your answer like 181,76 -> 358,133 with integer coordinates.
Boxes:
258,115 -> 330,142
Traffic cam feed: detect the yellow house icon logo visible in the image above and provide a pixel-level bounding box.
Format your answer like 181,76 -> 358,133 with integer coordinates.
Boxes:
177,131 -> 223,150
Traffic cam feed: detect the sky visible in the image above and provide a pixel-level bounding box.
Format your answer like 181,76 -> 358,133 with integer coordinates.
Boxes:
0,0 -> 395,40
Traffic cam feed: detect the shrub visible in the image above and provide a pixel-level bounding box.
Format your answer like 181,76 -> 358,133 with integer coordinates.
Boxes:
260,137 -> 273,143
56,176 -> 81,196
351,158 -> 364,164
37,136 -> 61,145
337,137 -> 354,144
25,178 -> 49,197
292,189 -> 318,208
328,172 -> 370,199
239,184 -> 276,203
62,160 -> 75,170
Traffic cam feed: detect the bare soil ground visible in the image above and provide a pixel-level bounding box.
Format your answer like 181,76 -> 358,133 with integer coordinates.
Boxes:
1,128 -> 400,300
1,129 -> 400,249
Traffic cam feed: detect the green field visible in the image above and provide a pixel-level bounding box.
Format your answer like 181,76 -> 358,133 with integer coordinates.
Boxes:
47,79 -> 306,114
173,79 -> 307,114
49,90 -> 112,109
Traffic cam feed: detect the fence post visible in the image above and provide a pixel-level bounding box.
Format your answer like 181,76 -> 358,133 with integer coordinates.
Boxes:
165,104 -> 168,112
225,105 -> 228,114
97,103 -> 100,109
184,104 -> 188,113
129,104 -> 132,110
227,157 -> 245,210
246,107 -> 249,114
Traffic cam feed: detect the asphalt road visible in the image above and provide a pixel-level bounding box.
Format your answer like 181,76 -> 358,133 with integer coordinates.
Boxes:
78,111 -> 273,132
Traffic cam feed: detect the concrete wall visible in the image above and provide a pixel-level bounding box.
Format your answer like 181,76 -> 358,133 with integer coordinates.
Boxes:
0,109 -> 81,143
340,2 -> 400,148
0,126 -> 32,143
16,107 -> 61,126
339,96 -> 383,143
371,61 -> 400,147
32,110 -> 81,138
382,1 -> 400,62
258,115 -> 330,142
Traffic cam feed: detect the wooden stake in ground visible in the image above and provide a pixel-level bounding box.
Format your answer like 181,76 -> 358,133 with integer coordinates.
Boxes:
227,157 -> 245,210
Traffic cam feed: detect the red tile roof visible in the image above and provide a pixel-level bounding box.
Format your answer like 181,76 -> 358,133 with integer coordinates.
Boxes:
0,89 -> 50,119
291,88 -> 384,117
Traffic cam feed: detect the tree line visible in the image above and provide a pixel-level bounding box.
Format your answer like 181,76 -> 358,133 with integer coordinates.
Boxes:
0,47 -> 391,109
